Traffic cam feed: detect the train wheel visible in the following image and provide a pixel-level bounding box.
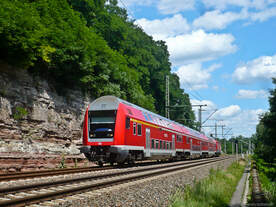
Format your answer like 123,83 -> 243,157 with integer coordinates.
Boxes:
97,161 -> 103,167
117,162 -> 125,167
127,159 -> 135,166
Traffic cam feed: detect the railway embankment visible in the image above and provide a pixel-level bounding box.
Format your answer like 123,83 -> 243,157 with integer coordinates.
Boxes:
0,63 -> 92,172
22,156 -> 234,207
171,157 -> 245,207
246,159 -> 275,206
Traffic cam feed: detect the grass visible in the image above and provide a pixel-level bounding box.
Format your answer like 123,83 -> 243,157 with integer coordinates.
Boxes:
169,161 -> 245,207
253,156 -> 276,205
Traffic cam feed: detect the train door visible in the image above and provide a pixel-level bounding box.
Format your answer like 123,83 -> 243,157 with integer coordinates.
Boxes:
172,134 -> 176,156
145,128 -> 151,157
190,138 -> 193,156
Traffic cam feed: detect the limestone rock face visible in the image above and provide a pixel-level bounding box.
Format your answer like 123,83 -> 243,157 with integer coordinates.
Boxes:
0,63 -> 93,155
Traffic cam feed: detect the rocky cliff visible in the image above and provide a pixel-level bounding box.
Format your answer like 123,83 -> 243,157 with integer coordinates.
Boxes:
0,63 -> 93,171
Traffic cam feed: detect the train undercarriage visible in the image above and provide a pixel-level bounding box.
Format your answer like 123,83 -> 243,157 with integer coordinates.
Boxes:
80,146 -> 216,166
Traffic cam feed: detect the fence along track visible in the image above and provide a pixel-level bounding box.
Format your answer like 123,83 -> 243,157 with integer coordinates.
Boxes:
0,157 -> 230,207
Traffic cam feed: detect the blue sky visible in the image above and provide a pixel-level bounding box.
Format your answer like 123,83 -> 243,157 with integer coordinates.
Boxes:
118,0 -> 276,138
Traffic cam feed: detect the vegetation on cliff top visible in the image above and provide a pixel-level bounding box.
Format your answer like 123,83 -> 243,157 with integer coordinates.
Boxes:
0,0 -> 195,128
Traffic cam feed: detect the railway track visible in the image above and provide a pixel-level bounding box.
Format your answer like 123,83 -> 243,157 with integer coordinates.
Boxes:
0,159 -> 203,182
0,166 -> 113,182
0,156 -> 230,207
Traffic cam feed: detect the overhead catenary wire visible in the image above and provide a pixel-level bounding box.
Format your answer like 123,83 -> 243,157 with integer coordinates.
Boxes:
119,0 -> 207,105
118,0 -> 137,21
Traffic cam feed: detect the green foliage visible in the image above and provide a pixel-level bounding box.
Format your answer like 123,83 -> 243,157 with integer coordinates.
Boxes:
13,106 -> 28,120
254,78 -> 276,163
0,0 -> 196,127
59,153 -> 67,168
170,162 -> 245,207
253,156 -> 276,204
217,135 -> 252,154
74,158 -> 78,168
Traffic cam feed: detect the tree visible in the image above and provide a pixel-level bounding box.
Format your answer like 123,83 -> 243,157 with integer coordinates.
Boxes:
0,0 -> 196,128
254,78 -> 276,163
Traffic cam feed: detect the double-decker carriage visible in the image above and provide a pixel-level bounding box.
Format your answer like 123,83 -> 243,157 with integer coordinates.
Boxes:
80,96 -> 220,166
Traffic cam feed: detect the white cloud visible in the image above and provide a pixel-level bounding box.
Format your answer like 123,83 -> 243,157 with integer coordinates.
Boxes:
250,7 -> 276,21
215,105 -> 242,118
202,0 -> 251,10
236,89 -> 268,99
190,99 -> 217,123
232,54 -> 276,84
190,99 -> 266,137
220,108 -> 265,137
190,99 -> 217,111
202,0 -> 276,10
135,14 -> 190,40
175,63 -> 221,90
166,30 -> 237,66
193,9 -> 248,30
157,0 -> 195,14
117,0 -> 153,7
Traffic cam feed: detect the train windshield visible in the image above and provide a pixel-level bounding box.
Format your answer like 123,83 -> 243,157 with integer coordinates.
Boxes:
89,110 -> 116,139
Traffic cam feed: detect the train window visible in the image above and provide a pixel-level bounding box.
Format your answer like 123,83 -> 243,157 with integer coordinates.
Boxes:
187,137 -> 190,144
163,141 -> 166,149
177,135 -> 182,142
155,140 -> 159,149
151,139 -> 154,149
133,122 -> 136,135
160,140 -> 163,149
125,117 -> 130,129
137,124 -> 142,136
167,142 -> 170,150
90,110 -> 116,123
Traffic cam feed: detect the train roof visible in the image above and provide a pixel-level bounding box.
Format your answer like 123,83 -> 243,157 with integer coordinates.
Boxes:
89,96 -> 216,143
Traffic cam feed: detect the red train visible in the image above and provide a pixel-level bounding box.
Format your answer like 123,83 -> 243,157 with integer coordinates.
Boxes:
80,96 -> 221,166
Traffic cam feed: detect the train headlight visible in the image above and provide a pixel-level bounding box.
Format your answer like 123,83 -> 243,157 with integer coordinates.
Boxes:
107,133 -> 113,137
90,133 -> 95,138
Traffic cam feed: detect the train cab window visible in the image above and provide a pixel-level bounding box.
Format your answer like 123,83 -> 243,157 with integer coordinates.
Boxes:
151,139 -> 154,149
155,140 -> 159,149
126,117 -> 130,129
137,124 -> 142,136
133,122 -> 136,135
89,110 -> 116,139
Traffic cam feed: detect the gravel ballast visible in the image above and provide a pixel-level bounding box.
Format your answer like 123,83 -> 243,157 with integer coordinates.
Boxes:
35,157 -> 235,207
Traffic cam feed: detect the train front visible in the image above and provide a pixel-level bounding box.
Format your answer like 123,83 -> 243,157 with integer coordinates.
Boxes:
80,96 -> 127,166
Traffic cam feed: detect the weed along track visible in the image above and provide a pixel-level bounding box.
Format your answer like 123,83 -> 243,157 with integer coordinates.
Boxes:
0,157 -> 230,207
